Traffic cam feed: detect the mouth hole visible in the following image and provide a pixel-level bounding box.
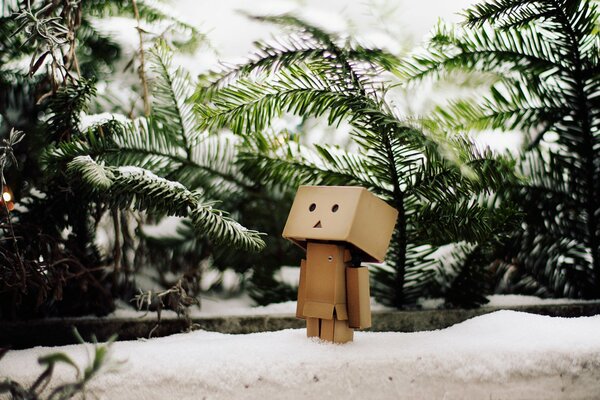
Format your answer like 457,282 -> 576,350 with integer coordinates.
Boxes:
313,221 -> 322,228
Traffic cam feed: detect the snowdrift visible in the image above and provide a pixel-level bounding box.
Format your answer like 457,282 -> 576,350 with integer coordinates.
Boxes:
2,310 -> 600,399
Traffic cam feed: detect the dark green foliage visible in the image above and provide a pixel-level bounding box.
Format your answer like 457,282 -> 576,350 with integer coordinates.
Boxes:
440,244 -> 493,308
193,14 -> 519,308
46,80 -> 96,142
0,80 -> 112,319
0,0 -> 267,319
219,188 -> 302,305
248,266 -> 297,306
48,41 -> 266,252
1,0 -> 202,168
403,0 -> 600,298
45,40 -> 276,312
66,155 -> 264,252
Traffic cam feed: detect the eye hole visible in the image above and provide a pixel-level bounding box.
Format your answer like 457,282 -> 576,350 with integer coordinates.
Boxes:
309,203 -> 316,212
331,204 -> 339,212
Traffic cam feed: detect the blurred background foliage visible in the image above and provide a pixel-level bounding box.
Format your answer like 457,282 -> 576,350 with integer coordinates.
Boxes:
401,0 -> 600,299
1,0 -> 599,320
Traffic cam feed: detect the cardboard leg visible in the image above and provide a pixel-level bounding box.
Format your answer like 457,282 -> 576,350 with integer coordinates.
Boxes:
319,318 -> 353,343
320,319 -> 334,342
306,317 -> 319,337
333,319 -> 354,343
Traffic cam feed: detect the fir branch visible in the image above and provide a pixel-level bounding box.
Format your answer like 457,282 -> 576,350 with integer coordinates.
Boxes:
87,0 -> 207,52
67,156 -> 265,252
193,12 -> 521,307
238,140 -> 390,196
407,0 -> 600,297
400,22 -> 567,83
132,0 -> 151,116
46,119 -> 253,195
148,40 -> 201,152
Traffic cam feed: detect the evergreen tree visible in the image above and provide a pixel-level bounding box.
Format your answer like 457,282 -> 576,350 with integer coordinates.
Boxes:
0,0 -> 264,318
402,0 -> 600,298
49,40 -> 265,251
192,14 -> 519,308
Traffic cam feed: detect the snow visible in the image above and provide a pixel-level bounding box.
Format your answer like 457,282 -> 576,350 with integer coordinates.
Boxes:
2,311 -> 600,399
416,294 -> 600,310
116,166 -> 187,190
487,294 -> 600,307
140,216 -> 187,241
79,113 -> 129,132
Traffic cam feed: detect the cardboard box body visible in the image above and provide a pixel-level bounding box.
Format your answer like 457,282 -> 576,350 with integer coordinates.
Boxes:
296,242 -> 371,331
298,242 -> 350,320
282,186 -> 398,262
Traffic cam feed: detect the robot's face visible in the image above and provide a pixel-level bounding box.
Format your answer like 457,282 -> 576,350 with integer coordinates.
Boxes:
282,186 -> 363,243
282,186 -> 399,262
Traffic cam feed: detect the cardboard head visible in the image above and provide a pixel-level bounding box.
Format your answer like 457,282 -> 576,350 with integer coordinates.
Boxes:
282,186 -> 398,262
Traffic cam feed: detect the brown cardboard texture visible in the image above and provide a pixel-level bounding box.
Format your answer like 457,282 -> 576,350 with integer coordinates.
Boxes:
295,259 -> 307,319
306,317 -> 353,343
294,242 -> 356,343
306,317 -> 319,337
321,318 -> 354,343
346,266 -> 371,329
284,186 -> 397,343
282,186 -> 398,262
300,242 -> 349,321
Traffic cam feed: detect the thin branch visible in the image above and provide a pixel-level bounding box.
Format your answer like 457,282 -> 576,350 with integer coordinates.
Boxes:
132,0 -> 151,116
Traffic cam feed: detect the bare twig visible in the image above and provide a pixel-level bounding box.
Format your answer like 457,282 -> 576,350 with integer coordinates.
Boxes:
112,208 -> 122,293
0,129 -> 25,289
132,0 -> 151,116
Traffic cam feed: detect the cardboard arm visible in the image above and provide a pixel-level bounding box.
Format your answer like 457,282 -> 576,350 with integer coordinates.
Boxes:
296,259 -> 307,319
346,266 -> 372,329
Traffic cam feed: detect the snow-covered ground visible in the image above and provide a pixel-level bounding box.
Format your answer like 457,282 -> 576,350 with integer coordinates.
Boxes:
3,311 -> 600,400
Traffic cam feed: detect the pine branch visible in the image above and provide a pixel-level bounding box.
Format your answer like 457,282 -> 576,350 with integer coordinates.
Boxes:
132,0 -> 150,116
431,81 -> 566,132
67,156 -> 265,252
439,243 -> 491,308
410,0 -> 600,298
199,13 -> 400,96
462,0 -> 548,28
148,40 -> 201,152
192,11 -> 523,308
238,139 -> 391,196
372,242 -> 440,305
86,0 -> 207,52
409,198 -> 514,246
45,80 -> 96,142
401,22 -> 566,83
194,39 -> 329,99
45,118 -> 252,193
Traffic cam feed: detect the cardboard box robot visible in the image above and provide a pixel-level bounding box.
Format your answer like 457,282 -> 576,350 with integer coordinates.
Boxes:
282,186 -> 398,343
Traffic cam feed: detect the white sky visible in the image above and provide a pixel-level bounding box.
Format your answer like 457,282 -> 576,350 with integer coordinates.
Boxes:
174,0 -> 476,59
169,0 -> 521,153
